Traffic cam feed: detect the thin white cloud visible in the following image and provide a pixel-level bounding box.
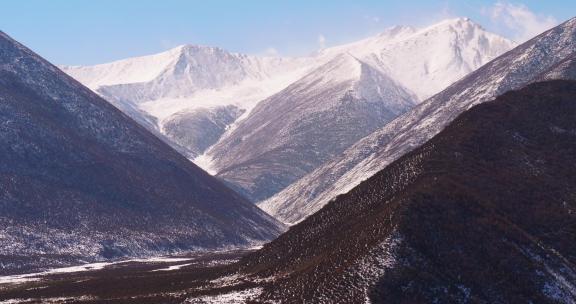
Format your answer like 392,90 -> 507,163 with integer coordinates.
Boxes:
484,1 -> 558,43
364,15 -> 381,23
317,34 -> 326,50
260,47 -> 280,57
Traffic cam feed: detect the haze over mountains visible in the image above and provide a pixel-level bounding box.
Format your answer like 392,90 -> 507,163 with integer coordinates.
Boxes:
0,31 -> 282,274
63,17 -> 515,202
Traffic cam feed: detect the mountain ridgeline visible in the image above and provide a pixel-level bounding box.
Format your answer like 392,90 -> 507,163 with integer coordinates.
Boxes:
260,16 -> 576,224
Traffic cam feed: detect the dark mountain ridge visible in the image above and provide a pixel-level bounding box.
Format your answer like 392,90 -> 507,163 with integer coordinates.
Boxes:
0,31 -> 283,275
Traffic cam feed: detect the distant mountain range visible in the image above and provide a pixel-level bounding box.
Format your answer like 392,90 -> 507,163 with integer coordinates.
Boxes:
0,31 -> 283,275
62,17 -> 515,202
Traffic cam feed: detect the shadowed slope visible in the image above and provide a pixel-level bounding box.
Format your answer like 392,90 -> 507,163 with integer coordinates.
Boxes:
241,80 -> 576,303
0,31 -> 283,275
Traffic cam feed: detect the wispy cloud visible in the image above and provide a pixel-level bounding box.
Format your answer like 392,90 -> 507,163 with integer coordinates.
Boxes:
484,1 -> 558,43
259,47 -> 280,57
317,34 -> 326,49
364,15 -> 381,23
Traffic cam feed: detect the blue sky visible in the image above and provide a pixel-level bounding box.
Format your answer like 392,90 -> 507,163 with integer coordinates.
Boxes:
1,0 -> 574,65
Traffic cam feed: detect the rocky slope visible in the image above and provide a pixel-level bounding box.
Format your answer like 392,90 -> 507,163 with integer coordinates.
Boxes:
0,31 -> 283,275
261,17 -> 576,224
241,80 -> 576,303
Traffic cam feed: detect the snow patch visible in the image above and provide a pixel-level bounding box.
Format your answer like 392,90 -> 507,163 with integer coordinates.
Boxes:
186,288 -> 263,304
0,257 -> 194,285
152,263 -> 193,272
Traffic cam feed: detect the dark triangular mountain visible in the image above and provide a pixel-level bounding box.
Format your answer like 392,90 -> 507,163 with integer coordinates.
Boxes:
0,31 -> 283,275
237,80 -> 576,303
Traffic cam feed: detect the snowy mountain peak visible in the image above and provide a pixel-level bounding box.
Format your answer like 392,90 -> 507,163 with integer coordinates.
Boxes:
438,16 -> 475,26
316,17 -> 516,100
176,43 -> 224,52
375,25 -> 418,39
174,43 -> 251,64
299,52 -> 363,85
424,17 -> 490,39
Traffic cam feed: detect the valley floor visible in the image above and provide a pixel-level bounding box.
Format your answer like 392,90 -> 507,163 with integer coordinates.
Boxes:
0,249 -> 263,304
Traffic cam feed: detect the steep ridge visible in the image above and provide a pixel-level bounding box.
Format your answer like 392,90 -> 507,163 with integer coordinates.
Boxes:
207,54 -> 416,201
208,18 -> 514,201
262,17 -> 576,224
241,80 -> 576,303
0,31 -> 283,275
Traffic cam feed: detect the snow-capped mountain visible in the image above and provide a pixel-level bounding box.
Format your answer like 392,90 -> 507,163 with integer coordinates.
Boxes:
316,18 -> 513,100
62,45 -> 312,158
260,17 -> 576,224
239,80 -> 576,302
62,18 -> 514,202
206,53 -> 417,201
206,17 -> 515,202
0,31 -> 283,274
